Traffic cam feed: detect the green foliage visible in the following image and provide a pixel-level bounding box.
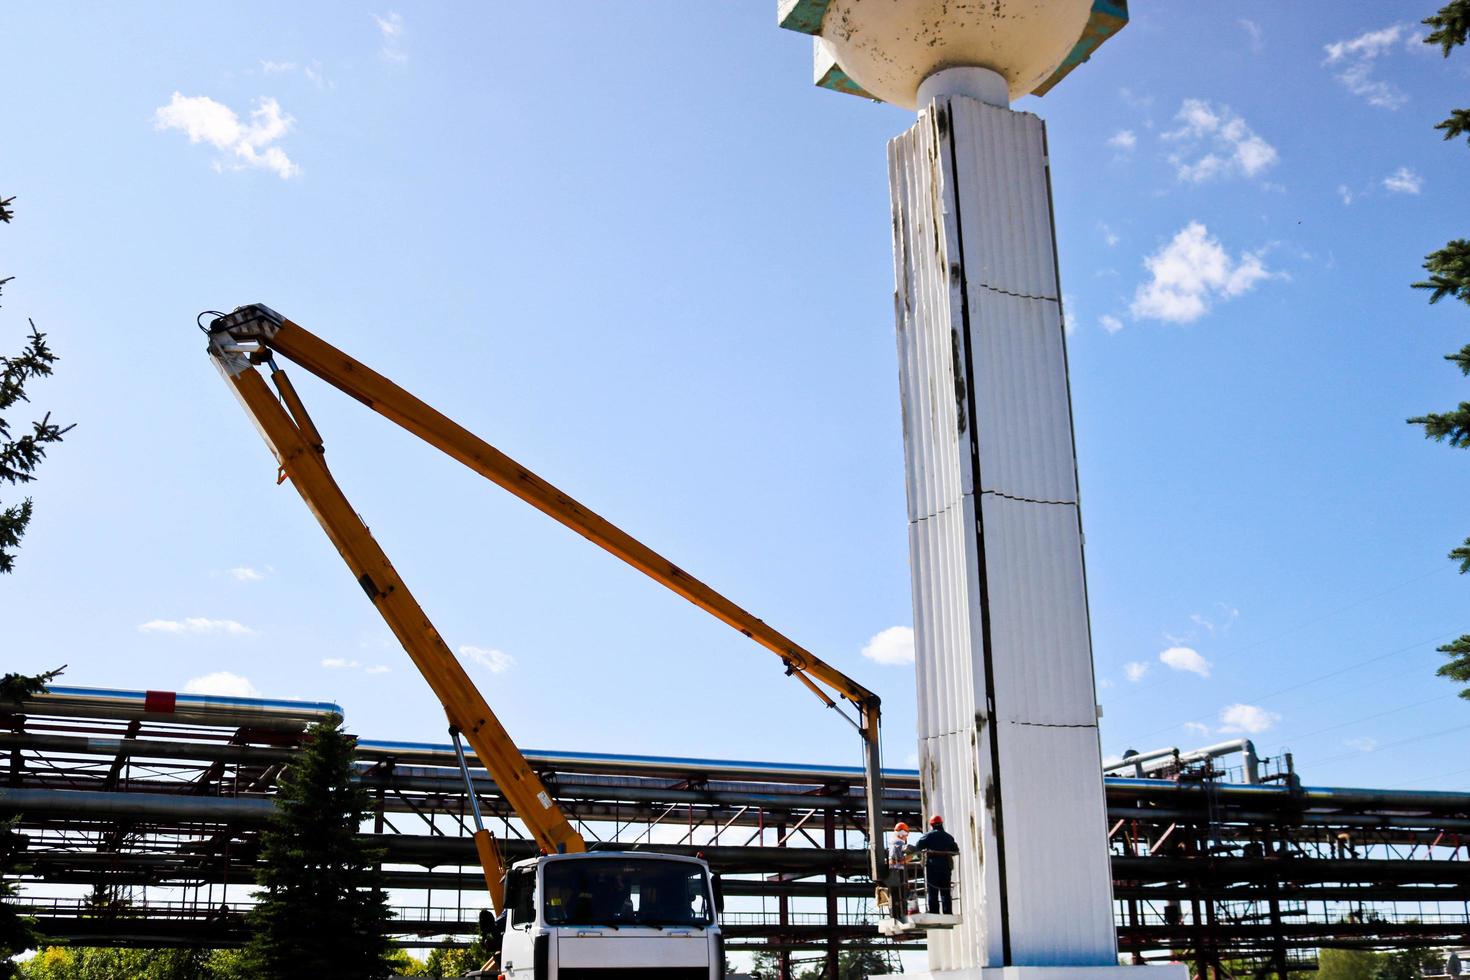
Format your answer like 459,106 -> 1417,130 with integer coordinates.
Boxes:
1453,536 -> 1470,573
1,667 -> 63,971
384,949 -> 429,976
1376,947 -> 1442,980
1438,635 -> 1470,699
0,667 -> 63,705
1437,107 -> 1470,144
1407,401 -> 1470,446
242,713 -> 396,979
1,195 -> 74,576
1318,948 -> 1385,980
17,947 -> 250,980
1424,0 -> 1470,54
751,948 -> 893,979
1,817 -> 41,978
1415,241 -> 1470,306
1410,5 -> 1470,700
1,195 -> 73,573
422,940 -> 489,977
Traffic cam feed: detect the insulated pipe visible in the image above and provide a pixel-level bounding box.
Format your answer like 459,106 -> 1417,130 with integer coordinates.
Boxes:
0,732 -> 297,764
1104,739 -> 1261,783
357,740 -> 923,786
4,686 -> 341,731
0,787 -> 274,821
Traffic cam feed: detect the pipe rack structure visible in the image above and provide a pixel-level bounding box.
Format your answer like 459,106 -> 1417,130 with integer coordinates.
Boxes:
4,687 -> 1469,978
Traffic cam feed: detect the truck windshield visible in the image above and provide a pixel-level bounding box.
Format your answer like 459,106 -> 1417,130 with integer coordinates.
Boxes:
541,859 -> 714,928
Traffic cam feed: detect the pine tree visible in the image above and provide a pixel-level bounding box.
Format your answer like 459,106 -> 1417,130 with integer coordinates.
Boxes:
1409,4 -> 1470,699
1,195 -> 73,575
0,816 -> 41,980
243,713 -> 396,979
0,667 -> 65,705
1,667 -> 62,974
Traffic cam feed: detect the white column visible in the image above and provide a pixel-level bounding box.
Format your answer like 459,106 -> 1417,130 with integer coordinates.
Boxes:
889,91 -> 1124,976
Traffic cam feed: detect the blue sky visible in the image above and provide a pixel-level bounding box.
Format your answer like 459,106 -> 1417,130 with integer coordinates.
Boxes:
3,3 -> 1468,793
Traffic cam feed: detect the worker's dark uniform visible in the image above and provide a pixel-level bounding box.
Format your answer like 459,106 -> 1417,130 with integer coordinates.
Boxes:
914,825 -> 958,915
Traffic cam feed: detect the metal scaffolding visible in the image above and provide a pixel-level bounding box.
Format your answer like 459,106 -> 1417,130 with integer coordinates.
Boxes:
3,687 -> 1469,976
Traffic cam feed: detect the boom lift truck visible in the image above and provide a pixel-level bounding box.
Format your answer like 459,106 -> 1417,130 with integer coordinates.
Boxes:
202,304 -> 890,977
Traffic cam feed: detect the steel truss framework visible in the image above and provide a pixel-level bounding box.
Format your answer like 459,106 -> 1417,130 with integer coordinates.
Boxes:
3,688 -> 1469,978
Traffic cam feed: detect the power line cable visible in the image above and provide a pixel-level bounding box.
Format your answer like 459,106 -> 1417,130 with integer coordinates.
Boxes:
1300,720 -> 1470,771
1103,563 -> 1455,705
1386,765 -> 1470,791
1272,693 -> 1456,745
1126,628 -> 1459,743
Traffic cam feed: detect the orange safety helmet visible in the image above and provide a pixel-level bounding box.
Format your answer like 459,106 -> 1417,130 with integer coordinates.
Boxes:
894,822 -> 910,833
929,814 -> 944,826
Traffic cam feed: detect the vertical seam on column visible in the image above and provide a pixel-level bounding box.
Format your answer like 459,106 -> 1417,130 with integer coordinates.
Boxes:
943,98 -> 1012,968
1041,119 -> 1119,958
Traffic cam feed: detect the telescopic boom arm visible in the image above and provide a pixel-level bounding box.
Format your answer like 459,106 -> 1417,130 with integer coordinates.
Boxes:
204,304 -> 886,892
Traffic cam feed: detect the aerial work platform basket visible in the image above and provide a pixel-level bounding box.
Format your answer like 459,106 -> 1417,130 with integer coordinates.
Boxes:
876,854 -> 962,936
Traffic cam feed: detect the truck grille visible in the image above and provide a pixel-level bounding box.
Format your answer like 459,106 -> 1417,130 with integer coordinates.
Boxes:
558,971 -> 708,980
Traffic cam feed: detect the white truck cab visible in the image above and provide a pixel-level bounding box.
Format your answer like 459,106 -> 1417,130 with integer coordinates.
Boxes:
497,851 -> 725,980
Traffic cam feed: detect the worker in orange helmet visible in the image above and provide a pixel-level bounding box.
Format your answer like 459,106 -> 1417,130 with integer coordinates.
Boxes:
886,821 -> 914,919
914,814 -> 959,915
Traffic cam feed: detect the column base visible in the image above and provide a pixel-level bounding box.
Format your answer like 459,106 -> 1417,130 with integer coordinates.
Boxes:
907,966 -> 1191,980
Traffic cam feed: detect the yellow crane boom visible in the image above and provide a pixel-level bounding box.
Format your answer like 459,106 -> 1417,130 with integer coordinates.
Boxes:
204,303 -> 887,903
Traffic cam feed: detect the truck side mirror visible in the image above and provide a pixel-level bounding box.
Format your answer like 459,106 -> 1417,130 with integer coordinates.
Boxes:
712,873 -> 725,914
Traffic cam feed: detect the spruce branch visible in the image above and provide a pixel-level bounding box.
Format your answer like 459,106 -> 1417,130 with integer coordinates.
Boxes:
1425,0 -> 1470,55
0,196 -> 12,224
1413,240 -> 1470,305
1453,537 -> 1470,574
1437,107 -> 1470,145
0,666 -> 65,705
1408,403 -> 1470,447
1438,635 -> 1470,699
1451,344 -> 1470,376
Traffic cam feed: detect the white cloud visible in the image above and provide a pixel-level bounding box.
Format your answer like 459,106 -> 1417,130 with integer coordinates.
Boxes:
228,566 -> 264,582
1183,721 -> 1211,737
139,617 -> 254,636
1108,129 -> 1137,151
323,656 -> 392,676
1097,678 -> 1114,689
861,626 -> 915,666
154,93 -> 300,179
1123,661 -> 1150,683
1159,646 -> 1212,678
1119,87 -> 1153,109
373,12 -> 407,62
1337,184 -> 1354,205
1344,736 -> 1379,753
1383,166 -> 1423,194
1130,222 -> 1273,324
1239,19 -> 1263,53
460,645 -> 515,673
1218,703 -> 1280,734
1100,223 -> 1120,247
1190,604 -> 1239,636
1165,99 -> 1278,183
1323,25 -> 1411,109
259,59 -> 330,89
184,671 -> 259,697
1099,314 -> 1124,335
